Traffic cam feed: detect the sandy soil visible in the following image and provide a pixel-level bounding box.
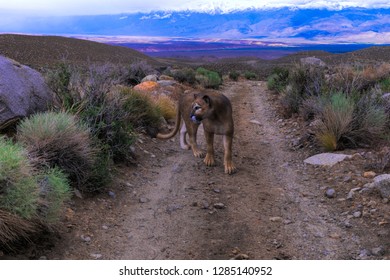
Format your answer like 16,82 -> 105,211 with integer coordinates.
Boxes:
13,80 -> 388,260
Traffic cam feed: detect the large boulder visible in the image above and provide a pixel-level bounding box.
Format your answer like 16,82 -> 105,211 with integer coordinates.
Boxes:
0,55 -> 55,129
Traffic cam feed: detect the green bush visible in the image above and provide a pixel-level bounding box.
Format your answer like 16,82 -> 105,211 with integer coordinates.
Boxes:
267,67 -> 289,92
37,167 -> 71,224
196,67 -> 222,89
229,71 -> 240,81
173,68 -> 196,85
380,77 -> 390,92
0,137 -> 39,219
315,93 -> 355,151
315,93 -> 388,150
17,112 -> 97,190
244,71 -> 257,80
281,64 -> 327,116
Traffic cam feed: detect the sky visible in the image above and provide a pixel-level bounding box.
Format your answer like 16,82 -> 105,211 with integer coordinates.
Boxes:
2,0 -> 390,16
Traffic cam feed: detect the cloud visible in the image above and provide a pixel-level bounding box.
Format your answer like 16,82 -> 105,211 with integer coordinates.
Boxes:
2,0 -> 390,16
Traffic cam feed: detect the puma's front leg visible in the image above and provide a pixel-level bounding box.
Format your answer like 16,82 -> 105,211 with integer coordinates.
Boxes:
223,135 -> 236,174
204,131 -> 215,166
187,123 -> 204,158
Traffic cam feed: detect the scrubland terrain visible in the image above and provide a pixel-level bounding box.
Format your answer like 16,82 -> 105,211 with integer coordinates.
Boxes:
0,34 -> 388,260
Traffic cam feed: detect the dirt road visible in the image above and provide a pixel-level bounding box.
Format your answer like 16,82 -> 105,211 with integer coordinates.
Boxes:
28,81 -> 388,260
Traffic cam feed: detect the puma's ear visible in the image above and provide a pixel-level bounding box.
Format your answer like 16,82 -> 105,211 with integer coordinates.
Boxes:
203,95 -> 211,106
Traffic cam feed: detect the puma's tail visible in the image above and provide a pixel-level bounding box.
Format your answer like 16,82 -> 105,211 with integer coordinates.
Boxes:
156,104 -> 181,140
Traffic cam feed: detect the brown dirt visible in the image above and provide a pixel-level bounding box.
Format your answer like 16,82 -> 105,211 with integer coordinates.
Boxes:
9,80 -> 388,260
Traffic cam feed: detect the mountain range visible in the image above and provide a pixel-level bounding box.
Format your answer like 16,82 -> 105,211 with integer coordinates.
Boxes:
1,8 -> 390,44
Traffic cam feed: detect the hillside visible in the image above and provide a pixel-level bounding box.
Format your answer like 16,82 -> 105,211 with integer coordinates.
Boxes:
0,34 -> 163,69
1,34 -> 390,77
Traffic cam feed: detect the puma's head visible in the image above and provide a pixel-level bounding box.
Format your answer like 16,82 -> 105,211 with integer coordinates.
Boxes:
190,94 -> 212,124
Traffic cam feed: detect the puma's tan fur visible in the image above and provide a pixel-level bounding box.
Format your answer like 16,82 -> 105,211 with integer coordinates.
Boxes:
156,91 -> 236,174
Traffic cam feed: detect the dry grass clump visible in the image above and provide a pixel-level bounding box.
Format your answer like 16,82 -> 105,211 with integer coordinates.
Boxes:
315,93 -> 355,151
0,137 -> 72,248
0,209 -> 37,248
0,138 -> 39,219
17,112 -> 97,189
153,94 -> 177,120
269,61 -> 390,151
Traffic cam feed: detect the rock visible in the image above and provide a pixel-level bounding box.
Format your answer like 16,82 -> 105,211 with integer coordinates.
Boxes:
213,203 -> 226,209
366,175 -> 390,199
81,235 -> 91,243
157,80 -> 176,87
304,153 -> 352,167
133,81 -> 159,93
139,197 -> 149,203
159,75 -> 174,81
353,211 -> 362,218
347,187 -> 361,200
249,119 -> 262,125
269,216 -> 283,222
141,74 -> 158,82
325,188 -> 336,198
108,191 -> 116,199
363,171 -> 376,178
0,55 -> 55,130
90,253 -> 102,259
300,57 -> 326,67
371,246 -> 385,257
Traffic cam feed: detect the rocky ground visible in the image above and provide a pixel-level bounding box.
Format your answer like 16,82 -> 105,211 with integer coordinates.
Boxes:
3,80 -> 388,260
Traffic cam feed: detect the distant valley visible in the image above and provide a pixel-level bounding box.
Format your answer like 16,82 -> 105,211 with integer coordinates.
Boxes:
107,39 -> 383,60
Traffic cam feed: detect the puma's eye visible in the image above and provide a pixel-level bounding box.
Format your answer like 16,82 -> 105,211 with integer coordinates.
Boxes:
194,105 -> 201,111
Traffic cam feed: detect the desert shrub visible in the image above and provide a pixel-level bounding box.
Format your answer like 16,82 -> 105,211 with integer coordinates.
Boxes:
244,71 -> 257,80
0,138 -> 39,219
121,87 -> 163,130
37,167 -> 71,224
380,77 -> 390,92
126,61 -> 156,85
315,92 -> 388,151
349,95 -> 388,147
0,209 -> 37,247
196,67 -> 222,89
229,71 -> 240,81
267,67 -> 289,92
173,68 -> 196,85
281,64 -> 327,116
153,94 -> 177,120
17,112 -> 97,190
315,93 -> 355,151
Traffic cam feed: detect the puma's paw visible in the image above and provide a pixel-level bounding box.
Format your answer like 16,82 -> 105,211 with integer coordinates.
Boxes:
224,161 -> 237,175
204,154 -> 215,166
192,149 -> 204,158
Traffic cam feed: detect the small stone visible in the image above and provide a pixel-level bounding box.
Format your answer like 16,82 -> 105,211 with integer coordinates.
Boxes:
269,216 -> 283,222
81,235 -> 91,243
108,191 -> 116,199
353,211 -> 362,218
371,247 -> 385,256
325,188 -> 336,198
250,119 -> 262,125
90,253 -> 102,259
102,225 -> 109,230
213,203 -> 226,209
139,197 -> 149,203
359,249 -> 371,258
213,188 -> 221,193
363,171 -> 376,178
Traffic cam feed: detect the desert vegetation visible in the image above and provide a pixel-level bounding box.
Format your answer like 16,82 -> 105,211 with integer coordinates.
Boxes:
267,61 -> 390,151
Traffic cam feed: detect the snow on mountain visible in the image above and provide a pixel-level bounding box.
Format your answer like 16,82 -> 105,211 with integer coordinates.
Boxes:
1,8 -> 389,44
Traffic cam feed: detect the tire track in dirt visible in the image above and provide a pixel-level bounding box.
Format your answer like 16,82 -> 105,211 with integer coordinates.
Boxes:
118,81 -> 300,259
